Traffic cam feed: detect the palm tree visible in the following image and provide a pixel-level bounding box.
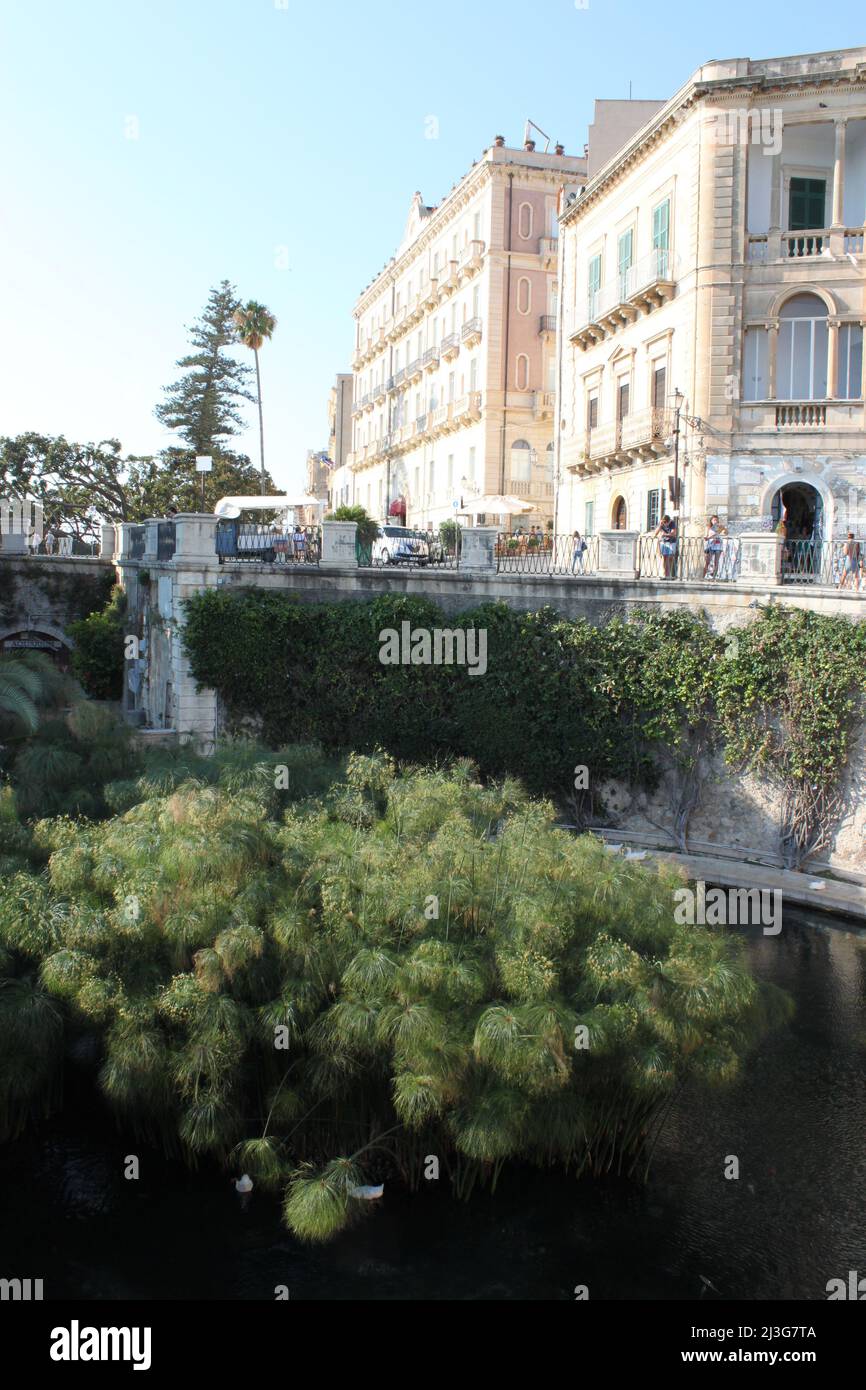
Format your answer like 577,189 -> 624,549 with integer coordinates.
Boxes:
0,652 -> 66,738
233,301 -> 277,493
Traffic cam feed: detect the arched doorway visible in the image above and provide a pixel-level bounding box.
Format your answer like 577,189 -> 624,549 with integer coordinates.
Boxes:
612,496 -> 627,530
771,481 -> 824,582
0,627 -> 71,671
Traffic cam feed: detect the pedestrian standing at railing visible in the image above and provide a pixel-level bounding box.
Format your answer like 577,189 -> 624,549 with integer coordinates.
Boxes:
292,524 -> 306,561
571,530 -> 588,574
44,527 -> 56,555
839,533 -> 861,590
703,516 -> 725,579
654,514 -> 677,580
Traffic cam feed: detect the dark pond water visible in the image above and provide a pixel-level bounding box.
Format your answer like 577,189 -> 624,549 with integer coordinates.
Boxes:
1,909 -> 865,1300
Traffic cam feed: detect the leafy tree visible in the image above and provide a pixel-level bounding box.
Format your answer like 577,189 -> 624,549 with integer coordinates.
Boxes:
326,505 -> 379,549
69,586 -> 127,700
233,301 -> 277,493
156,281 -> 256,456
0,652 -> 68,738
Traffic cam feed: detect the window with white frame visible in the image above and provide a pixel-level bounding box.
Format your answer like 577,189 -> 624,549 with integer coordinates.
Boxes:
518,202 -> 533,240
510,439 -> 532,481
743,327 -> 769,401
517,276 -> 531,315
777,293 -> 829,400
584,500 -> 595,536
515,353 -> 530,390
646,487 -> 664,532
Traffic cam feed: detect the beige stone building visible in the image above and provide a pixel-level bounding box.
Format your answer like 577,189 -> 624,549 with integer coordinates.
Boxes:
331,137 -> 586,531
557,48 -> 866,558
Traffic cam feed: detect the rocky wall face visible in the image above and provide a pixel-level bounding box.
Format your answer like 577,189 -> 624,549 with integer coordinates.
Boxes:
598,723 -> 866,874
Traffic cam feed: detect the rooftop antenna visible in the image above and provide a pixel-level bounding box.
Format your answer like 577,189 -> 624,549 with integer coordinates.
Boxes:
524,119 -> 552,152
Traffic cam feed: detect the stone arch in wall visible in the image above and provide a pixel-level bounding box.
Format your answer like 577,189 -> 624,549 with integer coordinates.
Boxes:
0,622 -> 74,669
759,470 -> 836,539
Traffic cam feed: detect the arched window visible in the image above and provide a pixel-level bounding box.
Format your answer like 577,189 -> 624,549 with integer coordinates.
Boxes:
510,439 -> 532,481
612,496 -> 627,530
517,276 -> 532,315
518,202 -> 533,240
515,353 -> 530,391
777,293 -> 829,400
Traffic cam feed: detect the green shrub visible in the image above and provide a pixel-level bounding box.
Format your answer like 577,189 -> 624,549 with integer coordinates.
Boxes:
69,585 -> 126,700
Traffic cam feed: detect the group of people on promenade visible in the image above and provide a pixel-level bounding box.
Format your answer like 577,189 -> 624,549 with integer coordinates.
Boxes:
27,525 -> 73,556
569,514 -> 734,580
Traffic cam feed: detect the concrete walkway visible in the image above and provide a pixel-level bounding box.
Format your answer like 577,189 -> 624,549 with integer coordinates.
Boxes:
596,837 -> 866,922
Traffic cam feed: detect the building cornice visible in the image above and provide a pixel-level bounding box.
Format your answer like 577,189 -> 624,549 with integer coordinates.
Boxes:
355,155 -> 584,317
562,53 -> 866,227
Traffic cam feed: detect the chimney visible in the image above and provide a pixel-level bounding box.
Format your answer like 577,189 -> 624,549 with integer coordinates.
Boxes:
493,134 -> 505,147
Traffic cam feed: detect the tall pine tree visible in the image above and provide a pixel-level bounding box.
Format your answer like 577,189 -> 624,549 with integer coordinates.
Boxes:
156,281 -> 255,454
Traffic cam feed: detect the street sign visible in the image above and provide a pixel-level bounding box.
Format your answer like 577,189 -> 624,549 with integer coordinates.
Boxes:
196,456 -> 213,473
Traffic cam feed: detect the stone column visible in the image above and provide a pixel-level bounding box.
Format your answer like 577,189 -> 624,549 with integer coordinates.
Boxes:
832,119 -> 847,227
767,151 -> 783,261
166,515 -> 220,750
100,524 -> 117,559
143,518 -> 160,563
459,526 -> 498,574
767,320 -> 779,399
827,318 -> 840,400
173,513 -> 219,561
320,520 -> 359,569
597,529 -> 638,579
739,532 -> 783,586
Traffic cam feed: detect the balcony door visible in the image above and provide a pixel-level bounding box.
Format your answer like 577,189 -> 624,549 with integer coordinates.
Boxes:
788,177 -> 826,232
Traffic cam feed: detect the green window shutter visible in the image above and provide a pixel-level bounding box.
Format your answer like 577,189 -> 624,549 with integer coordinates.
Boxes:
588,254 -> 601,317
652,200 -> 670,275
789,178 -> 826,231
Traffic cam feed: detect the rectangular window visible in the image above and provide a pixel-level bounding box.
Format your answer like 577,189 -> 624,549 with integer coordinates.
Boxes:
617,228 -> 634,298
646,488 -> 664,532
838,324 -> 864,400
587,253 -> 601,319
788,177 -> 826,231
470,358 -> 478,392
652,363 -> 667,410
448,372 -> 455,401
468,446 -> 476,481
617,379 -> 630,421
743,328 -> 769,400
652,199 -> 670,277
473,211 -> 481,241
587,394 -> 599,431
447,455 -> 454,491
584,500 -> 595,537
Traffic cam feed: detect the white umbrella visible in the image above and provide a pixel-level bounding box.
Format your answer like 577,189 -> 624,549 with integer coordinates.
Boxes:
214,495 -> 320,519
460,494 -> 534,516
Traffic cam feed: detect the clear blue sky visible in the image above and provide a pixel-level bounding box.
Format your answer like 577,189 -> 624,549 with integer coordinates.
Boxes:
0,1 -> 860,491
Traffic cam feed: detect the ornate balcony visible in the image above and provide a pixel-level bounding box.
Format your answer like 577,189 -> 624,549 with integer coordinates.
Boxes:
407,357 -> 423,383
539,314 -> 557,338
574,407 -> 671,472
415,414 -> 428,437
423,346 -> 440,372
392,368 -> 406,389
533,391 -> 555,419
422,279 -> 439,309
441,332 -> 461,361
461,316 -> 483,348
458,239 -> 485,281
373,383 -> 386,405
430,404 -> 453,435
570,250 -> 679,349
439,261 -> 460,297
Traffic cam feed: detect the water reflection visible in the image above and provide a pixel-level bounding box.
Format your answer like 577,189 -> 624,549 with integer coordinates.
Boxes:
1,909 -> 864,1300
